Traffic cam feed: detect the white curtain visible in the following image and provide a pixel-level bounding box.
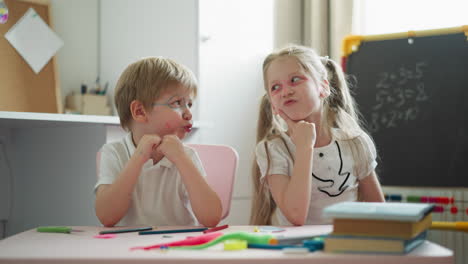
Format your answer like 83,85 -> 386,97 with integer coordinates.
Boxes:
274,0 -> 355,61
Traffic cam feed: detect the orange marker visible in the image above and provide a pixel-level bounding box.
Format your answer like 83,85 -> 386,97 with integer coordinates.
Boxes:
431,221 -> 468,232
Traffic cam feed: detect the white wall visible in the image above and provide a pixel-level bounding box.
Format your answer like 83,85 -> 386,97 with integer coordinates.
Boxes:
199,0 -> 274,224
2,1 -> 274,235
99,0 -> 199,118
51,0 -> 99,104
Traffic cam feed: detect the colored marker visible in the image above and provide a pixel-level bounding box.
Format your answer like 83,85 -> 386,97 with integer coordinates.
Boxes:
170,232 -> 277,250
99,226 -> 153,235
431,221 -> 468,232
131,232 -> 223,250
276,234 -> 327,245
203,224 -> 229,233
139,227 -> 208,235
36,226 -> 82,233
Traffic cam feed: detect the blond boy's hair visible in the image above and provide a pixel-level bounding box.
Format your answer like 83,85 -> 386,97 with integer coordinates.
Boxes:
114,57 -> 198,130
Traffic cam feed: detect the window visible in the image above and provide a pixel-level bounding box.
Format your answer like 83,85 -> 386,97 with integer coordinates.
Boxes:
353,0 -> 468,35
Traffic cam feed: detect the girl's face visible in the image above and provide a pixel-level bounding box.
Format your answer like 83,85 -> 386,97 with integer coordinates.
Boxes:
265,56 -> 328,122
146,82 -> 194,140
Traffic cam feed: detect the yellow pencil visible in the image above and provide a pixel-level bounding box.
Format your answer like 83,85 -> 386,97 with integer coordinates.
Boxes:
431,222 -> 468,232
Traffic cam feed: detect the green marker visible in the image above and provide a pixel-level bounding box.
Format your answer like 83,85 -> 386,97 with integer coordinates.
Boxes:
36,226 -> 81,233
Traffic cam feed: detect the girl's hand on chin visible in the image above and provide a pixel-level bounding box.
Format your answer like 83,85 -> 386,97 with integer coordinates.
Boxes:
278,110 -> 316,149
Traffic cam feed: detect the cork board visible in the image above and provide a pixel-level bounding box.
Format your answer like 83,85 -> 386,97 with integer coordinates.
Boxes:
0,0 -> 61,113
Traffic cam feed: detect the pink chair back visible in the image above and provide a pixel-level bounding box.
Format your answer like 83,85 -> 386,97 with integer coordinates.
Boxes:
188,144 -> 238,220
96,144 -> 238,220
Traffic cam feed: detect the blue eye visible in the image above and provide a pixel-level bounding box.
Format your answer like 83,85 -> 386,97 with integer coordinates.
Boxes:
170,100 -> 182,108
291,76 -> 302,83
271,84 -> 280,92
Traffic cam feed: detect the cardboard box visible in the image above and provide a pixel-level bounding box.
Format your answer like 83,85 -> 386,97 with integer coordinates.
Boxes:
65,94 -> 111,116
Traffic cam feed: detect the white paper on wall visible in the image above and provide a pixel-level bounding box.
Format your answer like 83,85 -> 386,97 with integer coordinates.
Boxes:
4,8 -> 63,74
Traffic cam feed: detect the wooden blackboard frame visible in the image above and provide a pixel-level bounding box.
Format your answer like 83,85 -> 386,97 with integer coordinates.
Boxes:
0,0 -> 62,113
342,26 -> 468,188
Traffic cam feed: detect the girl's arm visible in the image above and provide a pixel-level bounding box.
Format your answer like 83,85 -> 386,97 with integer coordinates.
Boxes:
265,110 -> 315,226
358,170 -> 385,202
95,152 -> 147,227
267,145 -> 313,226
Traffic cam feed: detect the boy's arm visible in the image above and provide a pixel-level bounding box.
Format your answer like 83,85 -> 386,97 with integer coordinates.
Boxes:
95,135 -> 161,227
175,154 -> 222,227
95,152 -> 147,227
158,135 -> 222,227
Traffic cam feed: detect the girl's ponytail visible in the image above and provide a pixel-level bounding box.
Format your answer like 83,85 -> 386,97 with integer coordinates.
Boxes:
322,57 -> 362,138
250,95 -> 277,225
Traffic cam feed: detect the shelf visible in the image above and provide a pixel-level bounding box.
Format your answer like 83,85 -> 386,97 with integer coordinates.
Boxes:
0,111 -> 209,129
0,111 -> 120,128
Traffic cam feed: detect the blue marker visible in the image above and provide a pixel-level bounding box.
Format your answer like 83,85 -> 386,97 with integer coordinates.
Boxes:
139,227 -> 207,235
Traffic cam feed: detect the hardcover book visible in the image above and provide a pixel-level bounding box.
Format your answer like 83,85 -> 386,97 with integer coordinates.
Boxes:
332,213 -> 432,239
324,231 -> 427,254
323,202 -> 434,222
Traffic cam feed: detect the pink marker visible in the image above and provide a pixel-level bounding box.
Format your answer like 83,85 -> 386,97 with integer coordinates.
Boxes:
94,234 -> 116,239
130,232 -> 223,250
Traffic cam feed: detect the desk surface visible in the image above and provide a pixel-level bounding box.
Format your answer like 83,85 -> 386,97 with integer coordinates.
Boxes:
0,225 -> 453,264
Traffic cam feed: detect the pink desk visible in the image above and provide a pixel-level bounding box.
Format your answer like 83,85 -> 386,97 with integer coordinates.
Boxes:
0,225 -> 453,264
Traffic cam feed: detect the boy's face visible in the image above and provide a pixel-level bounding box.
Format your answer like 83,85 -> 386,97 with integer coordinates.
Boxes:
146,82 -> 194,140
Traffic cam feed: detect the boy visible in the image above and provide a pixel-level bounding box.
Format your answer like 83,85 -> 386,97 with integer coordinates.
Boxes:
94,57 -> 222,227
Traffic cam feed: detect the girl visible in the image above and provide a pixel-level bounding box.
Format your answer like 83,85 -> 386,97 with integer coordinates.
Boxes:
251,45 -> 385,226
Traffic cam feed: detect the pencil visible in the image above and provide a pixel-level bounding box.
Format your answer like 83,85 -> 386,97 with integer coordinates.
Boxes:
203,224 -> 229,233
139,227 -> 208,235
99,226 -> 153,235
431,221 -> 468,232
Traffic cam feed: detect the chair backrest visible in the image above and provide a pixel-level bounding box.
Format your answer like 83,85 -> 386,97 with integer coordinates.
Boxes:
188,144 -> 238,220
96,144 -> 238,220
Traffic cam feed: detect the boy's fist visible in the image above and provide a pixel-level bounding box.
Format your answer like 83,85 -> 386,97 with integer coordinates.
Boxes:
135,134 -> 162,161
157,135 -> 185,164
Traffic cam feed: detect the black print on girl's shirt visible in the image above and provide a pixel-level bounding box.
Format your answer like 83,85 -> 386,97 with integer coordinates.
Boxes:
312,141 -> 350,197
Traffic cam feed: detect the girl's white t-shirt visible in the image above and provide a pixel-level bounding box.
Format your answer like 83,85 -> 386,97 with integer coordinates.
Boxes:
255,130 -> 377,225
94,133 -> 205,226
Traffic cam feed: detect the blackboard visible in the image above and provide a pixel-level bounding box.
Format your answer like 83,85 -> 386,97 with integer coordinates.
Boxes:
344,28 -> 468,187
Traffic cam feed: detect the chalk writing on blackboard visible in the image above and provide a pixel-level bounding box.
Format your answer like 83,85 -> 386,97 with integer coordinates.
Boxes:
368,62 -> 429,132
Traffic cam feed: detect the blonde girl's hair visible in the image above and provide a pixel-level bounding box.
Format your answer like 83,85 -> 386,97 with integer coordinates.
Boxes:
250,44 -> 375,225
114,57 -> 198,131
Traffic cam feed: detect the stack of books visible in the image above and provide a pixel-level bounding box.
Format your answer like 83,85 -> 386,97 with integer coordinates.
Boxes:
322,202 -> 434,254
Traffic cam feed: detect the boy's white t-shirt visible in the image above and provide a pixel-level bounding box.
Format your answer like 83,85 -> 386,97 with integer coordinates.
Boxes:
94,133 -> 206,226
255,130 -> 377,225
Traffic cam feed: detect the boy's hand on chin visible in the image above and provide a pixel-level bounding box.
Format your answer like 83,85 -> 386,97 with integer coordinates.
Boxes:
156,135 -> 186,164
135,134 -> 162,162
